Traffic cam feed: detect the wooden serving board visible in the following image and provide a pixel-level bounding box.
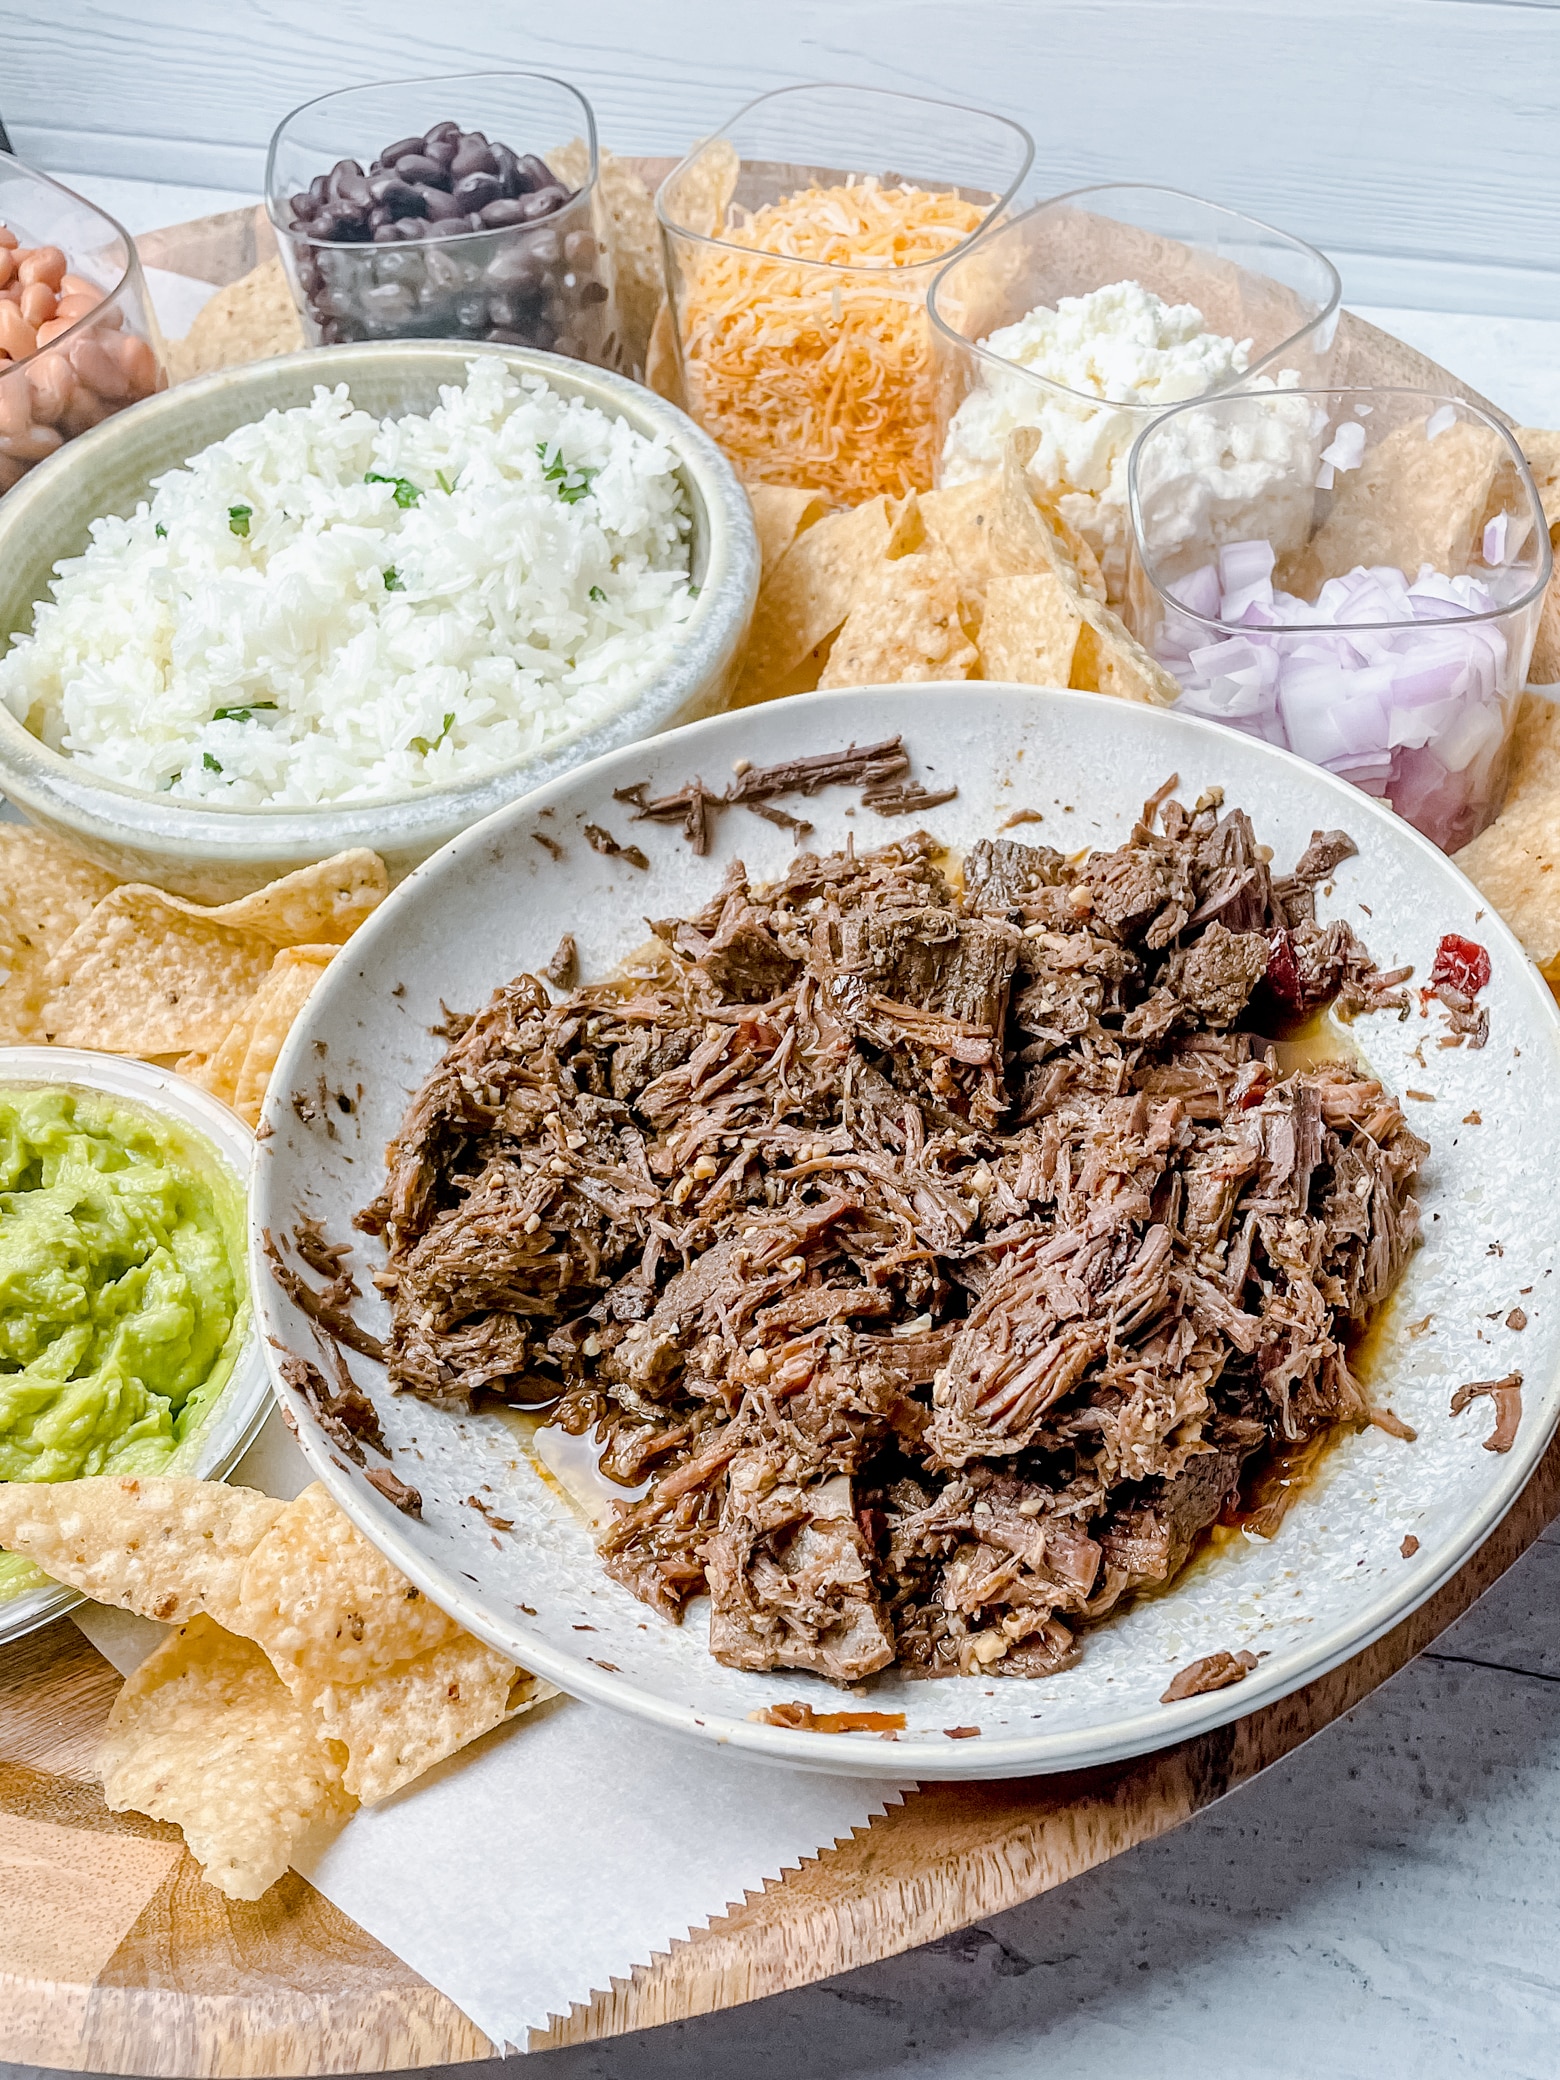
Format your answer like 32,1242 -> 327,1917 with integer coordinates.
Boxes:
0,201 -> 1530,2074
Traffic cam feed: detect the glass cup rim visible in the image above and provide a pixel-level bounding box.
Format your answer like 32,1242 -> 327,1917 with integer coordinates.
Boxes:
653,79 -> 1034,272
1125,384 -> 1554,634
0,151 -> 149,385
264,68 -> 599,249
927,181 -> 1343,412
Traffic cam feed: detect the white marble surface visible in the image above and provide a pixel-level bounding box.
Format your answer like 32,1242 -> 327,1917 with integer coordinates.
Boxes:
4,144 -> 1560,2080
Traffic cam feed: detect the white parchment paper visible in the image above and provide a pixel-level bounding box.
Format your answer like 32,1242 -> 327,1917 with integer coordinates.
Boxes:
73,1410 -> 909,2051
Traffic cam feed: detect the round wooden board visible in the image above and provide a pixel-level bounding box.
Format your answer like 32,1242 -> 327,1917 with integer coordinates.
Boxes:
0,198 -> 1532,2074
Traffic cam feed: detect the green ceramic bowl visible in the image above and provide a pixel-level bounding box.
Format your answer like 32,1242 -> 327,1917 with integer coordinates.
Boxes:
0,341 -> 759,899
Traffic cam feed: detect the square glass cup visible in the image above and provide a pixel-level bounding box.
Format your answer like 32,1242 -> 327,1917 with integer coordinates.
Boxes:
1124,386 -> 1552,852
0,156 -> 166,500
655,84 -> 1033,503
928,184 -> 1341,598
266,72 -> 621,370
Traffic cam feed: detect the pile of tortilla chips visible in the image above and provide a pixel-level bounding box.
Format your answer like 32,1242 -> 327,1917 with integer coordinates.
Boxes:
734,441 -> 1180,709
1455,691 -> 1560,979
0,1475 -> 555,1898
1517,430 -> 1560,684
0,831 -> 387,1125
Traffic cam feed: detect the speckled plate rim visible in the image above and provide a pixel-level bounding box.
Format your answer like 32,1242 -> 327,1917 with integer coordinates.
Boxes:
0,1048 -> 272,1645
252,684 -> 1560,1779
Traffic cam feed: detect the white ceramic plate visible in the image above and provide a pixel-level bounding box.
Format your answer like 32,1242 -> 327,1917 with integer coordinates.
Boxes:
253,686 -> 1560,1779
0,1048 -> 272,1645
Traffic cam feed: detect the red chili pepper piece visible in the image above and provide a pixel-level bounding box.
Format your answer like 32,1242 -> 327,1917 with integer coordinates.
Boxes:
1430,934 -> 1491,998
1265,927 -> 1304,1010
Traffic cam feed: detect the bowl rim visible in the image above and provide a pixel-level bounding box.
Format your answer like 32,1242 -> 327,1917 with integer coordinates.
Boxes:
0,338 -> 759,855
927,180 -> 1344,412
653,80 -> 1035,271
0,1045 -> 271,1646
251,679 -> 1560,1780
1125,384 -> 1555,632
263,69 -> 601,250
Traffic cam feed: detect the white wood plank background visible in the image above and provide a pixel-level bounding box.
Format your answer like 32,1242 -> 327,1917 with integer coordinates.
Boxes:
4,0 -> 1560,314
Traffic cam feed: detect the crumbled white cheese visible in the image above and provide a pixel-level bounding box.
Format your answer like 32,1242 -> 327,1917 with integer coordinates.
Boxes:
940,279 -> 1266,594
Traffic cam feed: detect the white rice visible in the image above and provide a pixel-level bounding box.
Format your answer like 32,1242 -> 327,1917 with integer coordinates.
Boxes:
0,358 -> 698,806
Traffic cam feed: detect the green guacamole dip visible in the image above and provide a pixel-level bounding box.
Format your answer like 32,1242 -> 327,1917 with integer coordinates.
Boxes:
0,1085 -> 248,1598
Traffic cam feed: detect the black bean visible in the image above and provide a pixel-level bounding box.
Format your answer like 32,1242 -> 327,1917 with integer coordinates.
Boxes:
422,186 -> 465,221
371,223 -> 401,244
330,158 -> 365,186
491,143 -> 522,196
479,197 -> 530,230
454,171 -> 502,213
361,281 -> 418,320
563,230 -> 598,268
367,204 -> 391,230
451,290 -> 488,329
514,154 -> 554,195
486,243 -> 541,288
396,154 -> 450,188
370,169 -> 415,206
425,119 -> 460,147
521,186 -> 568,222
308,174 -> 331,207
425,136 -> 458,169
423,244 -> 465,291
451,140 -> 498,181
295,253 -> 323,292
527,229 -> 562,268
383,135 -> 427,167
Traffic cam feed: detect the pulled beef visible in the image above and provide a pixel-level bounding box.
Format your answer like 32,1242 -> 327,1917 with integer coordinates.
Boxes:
361,797 -> 1426,1685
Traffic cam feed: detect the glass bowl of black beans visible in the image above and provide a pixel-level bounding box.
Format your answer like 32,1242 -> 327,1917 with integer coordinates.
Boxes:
265,71 -> 621,368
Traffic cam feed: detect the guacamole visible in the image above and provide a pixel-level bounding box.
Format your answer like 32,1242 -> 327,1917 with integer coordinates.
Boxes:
0,1085 -> 248,1595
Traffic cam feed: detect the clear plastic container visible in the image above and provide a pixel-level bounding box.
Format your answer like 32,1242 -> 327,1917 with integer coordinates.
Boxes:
0,156 -> 166,500
656,84 -> 1033,503
1125,387 -> 1551,852
929,185 -> 1341,598
266,72 -> 622,370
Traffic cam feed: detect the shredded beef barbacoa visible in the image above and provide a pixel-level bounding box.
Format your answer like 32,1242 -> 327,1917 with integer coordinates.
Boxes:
357,786 -> 1425,1684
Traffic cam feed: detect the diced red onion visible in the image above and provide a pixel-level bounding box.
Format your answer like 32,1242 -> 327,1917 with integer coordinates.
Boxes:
1155,537 -> 1519,850
1320,421 -> 1366,472
1483,512 -> 1508,565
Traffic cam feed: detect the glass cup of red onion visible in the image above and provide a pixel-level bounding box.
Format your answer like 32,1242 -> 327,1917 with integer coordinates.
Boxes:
1125,387 -> 1552,853
265,72 -> 621,371
0,156 -> 166,501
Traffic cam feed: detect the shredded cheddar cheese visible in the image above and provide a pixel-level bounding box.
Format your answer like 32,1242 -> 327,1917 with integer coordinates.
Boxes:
675,180 -> 986,504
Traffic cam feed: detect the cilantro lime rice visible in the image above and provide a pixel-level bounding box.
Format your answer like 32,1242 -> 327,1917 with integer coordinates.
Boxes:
0,359 -> 698,806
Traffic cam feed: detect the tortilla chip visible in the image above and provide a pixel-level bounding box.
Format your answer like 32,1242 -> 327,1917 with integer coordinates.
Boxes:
668,137 -> 739,238
1454,787 -> 1560,972
1530,561 -> 1560,686
157,850 -> 386,949
1503,693 -> 1560,805
1518,429 -> 1560,530
818,534 -> 978,688
978,571 -> 1082,686
736,496 -> 894,698
229,946 -> 335,1126
0,1476 -> 286,1629
0,825 -> 120,1040
546,142 -> 663,375
989,452 -> 1178,706
748,485 -> 830,577
237,1482 -> 460,1694
314,1633 -> 556,1804
645,298 -> 678,401
162,257 -> 306,386
98,1615 -> 354,1901
38,887 -> 273,1054
1294,416 -> 1505,590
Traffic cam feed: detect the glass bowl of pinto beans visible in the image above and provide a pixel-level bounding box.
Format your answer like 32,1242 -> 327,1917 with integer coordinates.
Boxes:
0,156 -> 167,498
